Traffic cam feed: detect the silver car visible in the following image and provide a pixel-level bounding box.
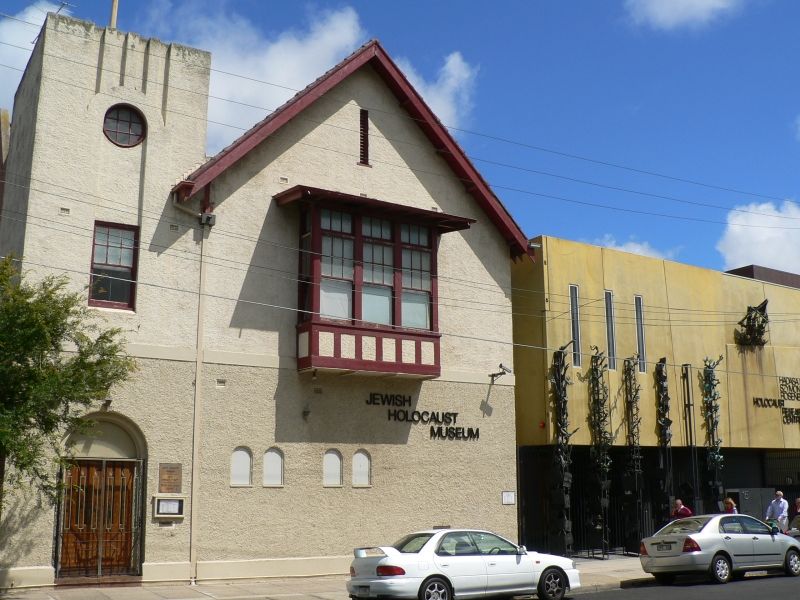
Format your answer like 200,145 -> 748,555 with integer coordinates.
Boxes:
640,514 -> 800,584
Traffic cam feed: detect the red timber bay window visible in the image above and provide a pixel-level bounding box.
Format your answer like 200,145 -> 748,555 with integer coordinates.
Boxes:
277,186 -> 474,377
89,222 -> 139,310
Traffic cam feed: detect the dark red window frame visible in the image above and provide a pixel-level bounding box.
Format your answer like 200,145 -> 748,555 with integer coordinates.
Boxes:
103,104 -> 147,148
89,222 -> 139,311
298,204 -> 439,333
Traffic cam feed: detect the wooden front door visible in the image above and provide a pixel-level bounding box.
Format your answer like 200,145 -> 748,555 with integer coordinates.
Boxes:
58,460 -> 142,578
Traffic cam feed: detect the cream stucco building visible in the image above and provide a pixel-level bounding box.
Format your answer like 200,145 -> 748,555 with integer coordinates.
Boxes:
0,14 -> 530,588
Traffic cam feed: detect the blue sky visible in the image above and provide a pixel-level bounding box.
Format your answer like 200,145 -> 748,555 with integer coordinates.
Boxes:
2,0 -> 800,273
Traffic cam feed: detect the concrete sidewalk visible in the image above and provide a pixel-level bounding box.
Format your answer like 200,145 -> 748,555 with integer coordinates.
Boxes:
0,555 -> 653,599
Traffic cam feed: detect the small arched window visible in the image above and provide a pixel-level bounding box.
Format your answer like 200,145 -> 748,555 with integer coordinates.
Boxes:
230,447 -> 252,486
322,449 -> 342,487
352,449 -> 371,487
103,104 -> 146,147
263,447 -> 284,486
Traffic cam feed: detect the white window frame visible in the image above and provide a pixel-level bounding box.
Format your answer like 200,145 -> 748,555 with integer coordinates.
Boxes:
323,449 -> 343,487
230,447 -> 253,487
263,447 -> 284,487
352,449 -> 372,487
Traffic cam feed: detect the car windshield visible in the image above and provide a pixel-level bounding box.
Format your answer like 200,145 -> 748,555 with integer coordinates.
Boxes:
657,517 -> 711,535
393,533 -> 434,553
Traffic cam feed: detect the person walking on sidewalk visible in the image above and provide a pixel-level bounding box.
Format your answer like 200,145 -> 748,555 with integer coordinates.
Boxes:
765,490 -> 789,532
671,498 -> 693,519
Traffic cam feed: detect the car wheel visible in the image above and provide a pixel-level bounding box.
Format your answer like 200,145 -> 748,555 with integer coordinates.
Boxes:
419,576 -> 451,600
537,567 -> 567,600
785,548 -> 800,577
653,573 -> 675,585
709,553 -> 731,584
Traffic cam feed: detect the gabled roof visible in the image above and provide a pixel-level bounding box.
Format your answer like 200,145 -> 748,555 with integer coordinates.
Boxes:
174,40 -> 530,257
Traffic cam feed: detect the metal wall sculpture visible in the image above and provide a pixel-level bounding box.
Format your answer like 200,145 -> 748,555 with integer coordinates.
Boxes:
655,357 -> 674,521
622,356 -> 644,551
548,343 -> 577,555
734,299 -> 769,346
701,355 -> 724,507
587,346 -> 612,557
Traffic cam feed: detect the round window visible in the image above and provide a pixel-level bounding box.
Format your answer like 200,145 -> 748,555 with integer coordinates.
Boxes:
103,105 -> 146,147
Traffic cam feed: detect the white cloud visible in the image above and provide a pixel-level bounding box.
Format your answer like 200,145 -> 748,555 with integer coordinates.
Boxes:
0,2 -> 65,116
625,0 -> 744,30
396,52 -> 478,131
591,234 -> 678,259
142,2 -> 367,154
155,1 -> 480,153
716,201 -> 800,271
3,2 -> 479,156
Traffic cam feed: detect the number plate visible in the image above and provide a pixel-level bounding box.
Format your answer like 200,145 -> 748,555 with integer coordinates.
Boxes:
656,543 -> 671,551
355,586 -> 370,597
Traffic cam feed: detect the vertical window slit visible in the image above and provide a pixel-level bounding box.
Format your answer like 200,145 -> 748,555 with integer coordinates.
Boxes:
359,109 -> 369,165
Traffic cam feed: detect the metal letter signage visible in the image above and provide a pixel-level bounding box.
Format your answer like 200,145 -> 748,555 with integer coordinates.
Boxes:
366,393 -> 479,440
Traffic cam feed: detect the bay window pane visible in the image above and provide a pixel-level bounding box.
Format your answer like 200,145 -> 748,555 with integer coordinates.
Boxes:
402,290 -> 430,329
320,278 -> 352,319
363,285 -> 392,325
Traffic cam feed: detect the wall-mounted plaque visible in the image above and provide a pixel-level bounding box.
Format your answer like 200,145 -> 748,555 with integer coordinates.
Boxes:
159,463 -> 182,494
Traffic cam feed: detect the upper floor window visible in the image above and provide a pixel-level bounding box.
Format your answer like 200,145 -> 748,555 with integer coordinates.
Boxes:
605,290 -> 616,370
300,206 -> 436,331
569,284 -> 581,367
103,104 -> 146,147
89,223 -> 138,310
635,295 -> 646,372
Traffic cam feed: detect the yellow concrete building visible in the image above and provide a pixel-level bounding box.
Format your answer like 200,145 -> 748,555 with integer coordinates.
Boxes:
512,236 -> 800,555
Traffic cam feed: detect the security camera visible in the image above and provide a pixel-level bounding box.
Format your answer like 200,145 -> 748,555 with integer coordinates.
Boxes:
499,363 -> 512,374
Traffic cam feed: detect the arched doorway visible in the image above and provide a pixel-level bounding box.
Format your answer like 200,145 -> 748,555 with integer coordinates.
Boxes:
55,414 -> 147,580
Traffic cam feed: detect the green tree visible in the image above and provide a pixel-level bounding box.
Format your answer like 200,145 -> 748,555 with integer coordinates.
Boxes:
0,257 -> 135,520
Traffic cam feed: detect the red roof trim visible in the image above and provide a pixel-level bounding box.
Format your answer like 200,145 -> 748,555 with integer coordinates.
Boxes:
274,185 -> 475,233
177,40 -> 530,256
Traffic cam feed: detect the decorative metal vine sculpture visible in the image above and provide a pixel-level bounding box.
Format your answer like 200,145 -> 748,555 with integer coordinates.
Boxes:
548,343 -> 577,556
655,357 -> 674,512
587,346 -> 612,556
701,355 -> 724,504
734,299 -> 769,346
621,355 -> 644,551
623,356 -> 642,479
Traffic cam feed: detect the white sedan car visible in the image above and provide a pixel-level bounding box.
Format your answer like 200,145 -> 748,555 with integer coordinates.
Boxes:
347,528 -> 580,600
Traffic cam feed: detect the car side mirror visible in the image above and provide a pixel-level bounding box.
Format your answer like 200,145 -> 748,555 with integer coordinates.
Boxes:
771,526 -> 780,535
517,545 -> 527,555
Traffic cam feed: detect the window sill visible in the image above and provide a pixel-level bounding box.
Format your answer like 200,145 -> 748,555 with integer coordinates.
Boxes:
323,484 -> 343,488
89,305 -> 136,314
229,484 -> 253,488
262,484 -> 284,488
352,484 -> 372,489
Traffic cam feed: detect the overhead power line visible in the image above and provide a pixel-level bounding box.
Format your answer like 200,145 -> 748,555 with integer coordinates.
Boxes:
1,253 -> 794,381
0,13 -> 791,206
